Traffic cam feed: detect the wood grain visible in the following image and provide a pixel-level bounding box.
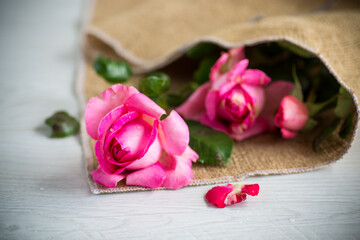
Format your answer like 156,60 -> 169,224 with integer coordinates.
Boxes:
0,0 -> 359,239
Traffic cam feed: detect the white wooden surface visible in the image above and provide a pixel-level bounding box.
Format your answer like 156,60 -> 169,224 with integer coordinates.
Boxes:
1,1 -> 360,239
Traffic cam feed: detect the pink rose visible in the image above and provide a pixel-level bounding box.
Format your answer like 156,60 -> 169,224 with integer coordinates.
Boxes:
206,183 -> 259,208
85,84 -> 198,189
177,47 -> 272,140
274,95 -> 309,139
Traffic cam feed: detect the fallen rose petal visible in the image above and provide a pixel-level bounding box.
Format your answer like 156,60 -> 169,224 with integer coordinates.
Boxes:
126,162 -> 166,188
91,166 -> 127,188
206,183 -> 260,208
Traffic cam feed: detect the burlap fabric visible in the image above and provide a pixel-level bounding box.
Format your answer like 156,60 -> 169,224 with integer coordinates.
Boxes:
78,0 -> 360,194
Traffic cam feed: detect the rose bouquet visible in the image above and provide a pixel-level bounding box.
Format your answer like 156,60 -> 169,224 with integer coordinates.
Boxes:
78,41 -> 356,196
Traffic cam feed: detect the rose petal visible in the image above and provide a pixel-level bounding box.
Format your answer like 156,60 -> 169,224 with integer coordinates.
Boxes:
160,154 -> 194,190
228,46 -> 245,69
114,118 -> 156,162
205,184 -> 234,208
210,52 -> 228,82
126,136 -> 162,170
159,110 -> 189,155
241,69 -> 271,86
261,81 -> 294,131
91,165 -> 126,188
200,114 -> 228,133
124,93 -> 166,119
230,117 -> 268,141
206,183 -> 260,208
241,84 -> 265,116
241,184 -> 260,196
227,59 -> 249,82
96,109 -> 139,175
281,128 -> 298,139
205,90 -> 220,121
176,82 -> 211,121
126,162 -> 166,188
85,84 -> 138,140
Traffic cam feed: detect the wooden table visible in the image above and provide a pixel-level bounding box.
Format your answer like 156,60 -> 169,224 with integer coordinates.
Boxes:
1,1 -> 359,239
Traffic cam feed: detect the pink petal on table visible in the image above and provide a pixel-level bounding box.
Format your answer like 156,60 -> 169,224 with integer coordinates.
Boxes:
230,117 -> 268,141
261,81 -> 294,131
85,84 -> 138,140
176,82 -> 211,121
126,136 -> 162,170
227,59 -> 249,82
159,110 -> 189,155
205,184 -> 234,208
205,90 -> 220,121
241,69 -> 271,86
91,165 -> 127,188
126,162 -> 166,188
241,184 -> 260,196
160,154 -> 194,190
210,52 -> 229,82
124,93 -> 166,119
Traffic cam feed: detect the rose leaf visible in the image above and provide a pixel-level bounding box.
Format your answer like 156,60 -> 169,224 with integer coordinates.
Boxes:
93,56 -> 132,83
186,120 -> 233,164
45,111 -> 80,138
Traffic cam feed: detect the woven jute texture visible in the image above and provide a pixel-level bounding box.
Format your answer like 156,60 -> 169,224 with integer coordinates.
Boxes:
79,0 -> 360,194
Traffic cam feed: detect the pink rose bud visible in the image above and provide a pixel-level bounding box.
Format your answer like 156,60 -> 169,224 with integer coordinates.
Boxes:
85,84 -> 198,189
206,183 -> 260,208
177,47 -> 272,141
274,95 -> 309,139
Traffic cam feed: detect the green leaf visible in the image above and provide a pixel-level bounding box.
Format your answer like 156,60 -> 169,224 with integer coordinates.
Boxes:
186,120 -> 233,164
312,118 -> 340,152
335,87 -> 354,118
290,65 -> 303,101
186,42 -> 221,59
302,118 -> 318,131
339,112 -> 355,139
93,56 -> 132,83
139,72 -> 171,98
150,95 -> 168,109
45,111 -> 80,138
277,41 -> 314,58
306,95 -> 337,117
165,93 -> 185,108
193,56 -> 218,85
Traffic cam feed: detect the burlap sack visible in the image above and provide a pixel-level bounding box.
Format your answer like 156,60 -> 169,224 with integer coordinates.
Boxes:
78,0 -> 360,194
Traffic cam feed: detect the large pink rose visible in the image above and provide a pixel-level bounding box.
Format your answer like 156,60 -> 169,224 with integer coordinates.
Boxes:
85,84 -> 198,189
177,47 -> 294,140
